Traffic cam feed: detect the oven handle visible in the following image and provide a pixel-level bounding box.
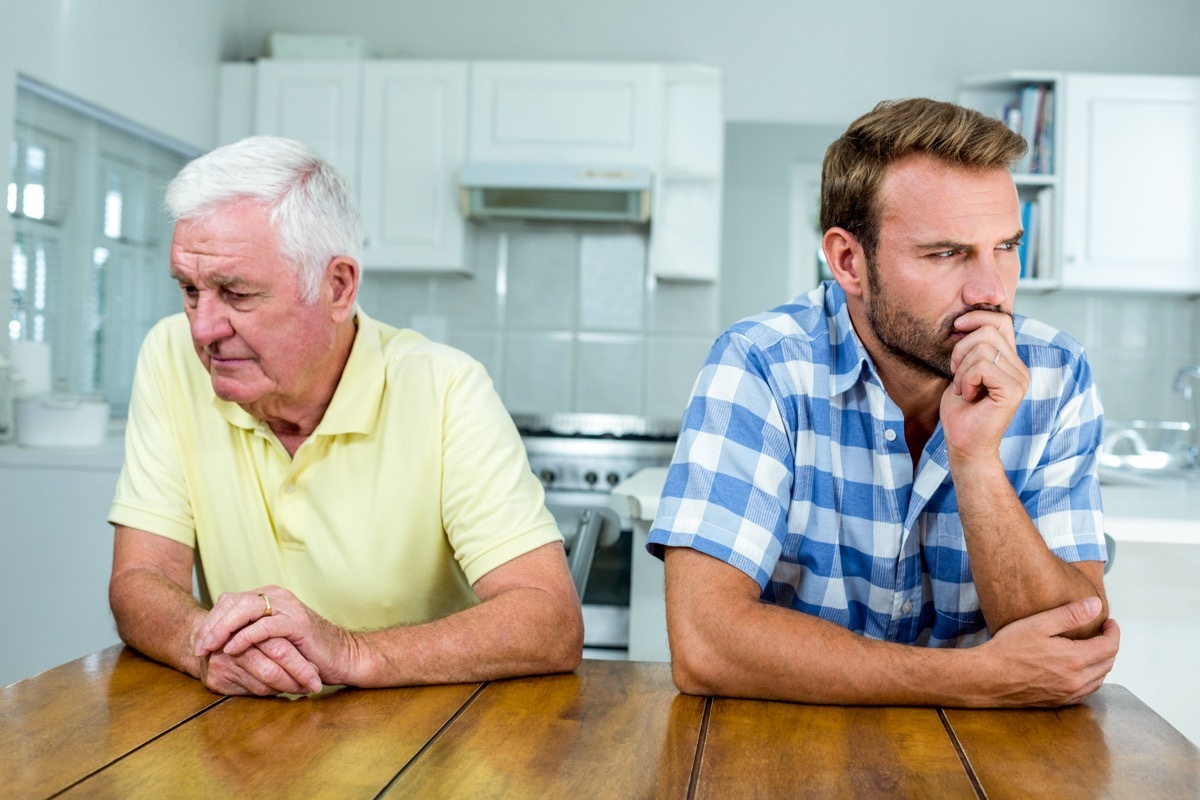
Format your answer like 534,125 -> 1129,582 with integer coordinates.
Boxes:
565,506 -> 621,599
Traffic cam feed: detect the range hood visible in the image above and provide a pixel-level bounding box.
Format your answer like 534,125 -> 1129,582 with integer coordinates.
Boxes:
458,164 -> 651,223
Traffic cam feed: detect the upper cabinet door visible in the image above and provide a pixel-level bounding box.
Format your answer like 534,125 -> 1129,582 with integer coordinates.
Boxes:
1061,74 -> 1200,292
468,62 -> 657,164
359,62 -> 468,271
254,60 -> 362,191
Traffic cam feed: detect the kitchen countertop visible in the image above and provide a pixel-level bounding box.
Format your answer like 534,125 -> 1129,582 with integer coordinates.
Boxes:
613,467 -> 1200,546
0,424 -> 126,470
1101,483 -> 1200,545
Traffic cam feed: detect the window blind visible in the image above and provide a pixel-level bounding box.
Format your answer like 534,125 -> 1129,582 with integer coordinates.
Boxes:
8,77 -> 198,412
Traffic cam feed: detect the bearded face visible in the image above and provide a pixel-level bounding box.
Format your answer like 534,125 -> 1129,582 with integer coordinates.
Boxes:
862,257 -> 1007,381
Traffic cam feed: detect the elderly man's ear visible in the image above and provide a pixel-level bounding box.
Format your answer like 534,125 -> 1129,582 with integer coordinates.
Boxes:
822,227 -> 867,299
326,256 -> 360,320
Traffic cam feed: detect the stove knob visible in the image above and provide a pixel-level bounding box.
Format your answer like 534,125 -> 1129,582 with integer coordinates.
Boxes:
606,472 -> 621,487
584,471 -> 598,486
539,468 -> 556,486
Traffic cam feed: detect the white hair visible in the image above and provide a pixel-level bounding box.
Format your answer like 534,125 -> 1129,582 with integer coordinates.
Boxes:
164,136 -> 362,303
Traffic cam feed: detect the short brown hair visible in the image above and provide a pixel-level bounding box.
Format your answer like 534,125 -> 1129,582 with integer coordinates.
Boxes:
819,98 -> 1027,260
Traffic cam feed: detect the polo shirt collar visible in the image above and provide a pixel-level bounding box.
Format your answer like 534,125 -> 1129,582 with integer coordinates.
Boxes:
210,307 -> 384,437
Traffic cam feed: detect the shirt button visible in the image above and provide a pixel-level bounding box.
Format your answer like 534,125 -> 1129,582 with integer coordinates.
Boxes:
884,428 -> 897,442
901,599 -> 913,614
284,484 -> 296,495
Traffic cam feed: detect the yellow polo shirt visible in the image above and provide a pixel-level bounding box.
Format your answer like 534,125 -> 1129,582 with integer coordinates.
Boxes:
108,311 -> 561,630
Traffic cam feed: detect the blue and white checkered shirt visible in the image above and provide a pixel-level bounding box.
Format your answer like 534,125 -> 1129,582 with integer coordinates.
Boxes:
648,281 -> 1106,648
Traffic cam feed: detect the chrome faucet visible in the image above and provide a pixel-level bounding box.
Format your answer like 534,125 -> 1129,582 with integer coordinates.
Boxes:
1173,365 -> 1200,466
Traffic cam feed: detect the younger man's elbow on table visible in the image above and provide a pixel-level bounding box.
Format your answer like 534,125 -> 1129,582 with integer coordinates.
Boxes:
665,610 -> 740,697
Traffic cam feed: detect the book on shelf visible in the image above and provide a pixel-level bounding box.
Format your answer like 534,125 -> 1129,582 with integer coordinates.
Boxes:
1016,187 -> 1054,281
1019,199 -> 1035,278
1003,84 -> 1054,175
1035,186 -> 1053,280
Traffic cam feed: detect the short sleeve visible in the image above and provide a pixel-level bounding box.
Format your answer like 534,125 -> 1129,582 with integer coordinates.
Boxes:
438,360 -> 563,584
647,332 -> 795,587
108,318 -> 198,546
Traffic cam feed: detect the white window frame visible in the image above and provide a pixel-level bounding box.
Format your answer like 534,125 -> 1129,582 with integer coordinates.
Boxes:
8,76 -> 199,414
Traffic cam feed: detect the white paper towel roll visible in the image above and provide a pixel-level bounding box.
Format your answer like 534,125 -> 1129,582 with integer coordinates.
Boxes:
10,340 -> 51,397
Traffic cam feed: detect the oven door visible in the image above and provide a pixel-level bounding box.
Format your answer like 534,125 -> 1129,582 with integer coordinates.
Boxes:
545,498 -> 630,658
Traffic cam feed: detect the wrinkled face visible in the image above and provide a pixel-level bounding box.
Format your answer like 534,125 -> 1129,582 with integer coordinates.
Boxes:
861,154 -> 1022,379
169,200 -> 338,413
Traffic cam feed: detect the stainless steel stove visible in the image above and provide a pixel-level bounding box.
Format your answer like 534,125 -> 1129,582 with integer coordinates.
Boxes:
513,412 -> 678,659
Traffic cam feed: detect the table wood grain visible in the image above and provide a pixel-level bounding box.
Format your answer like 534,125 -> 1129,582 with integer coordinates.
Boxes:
54,680 -> 481,799
0,645 -> 222,798
381,659 -> 705,799
6,648 -> 1200,799
694,698 -> 978,798
943,684 -> 1200,799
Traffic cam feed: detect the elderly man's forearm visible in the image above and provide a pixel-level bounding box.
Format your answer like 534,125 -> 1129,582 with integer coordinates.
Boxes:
110,568 -> 207,678
341,586 -> 583,688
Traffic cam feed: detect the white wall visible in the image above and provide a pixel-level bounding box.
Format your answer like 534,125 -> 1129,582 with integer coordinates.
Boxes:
239,0 -> 1200,123
0,0 -> 245,150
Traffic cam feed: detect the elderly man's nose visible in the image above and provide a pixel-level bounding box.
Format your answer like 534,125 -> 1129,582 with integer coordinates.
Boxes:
189,296 -> 233,344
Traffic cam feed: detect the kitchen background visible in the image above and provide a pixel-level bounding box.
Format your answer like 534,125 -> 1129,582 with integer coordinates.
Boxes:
1,0 -> 1199,424
1,0 -> 1198,739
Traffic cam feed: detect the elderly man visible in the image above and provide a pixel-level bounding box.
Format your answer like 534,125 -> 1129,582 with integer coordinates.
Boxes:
108,136 -> 582,696
650,98 -> 1120,708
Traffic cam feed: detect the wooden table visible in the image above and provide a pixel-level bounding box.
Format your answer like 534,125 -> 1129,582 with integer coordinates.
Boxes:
3,647 -> 1197,799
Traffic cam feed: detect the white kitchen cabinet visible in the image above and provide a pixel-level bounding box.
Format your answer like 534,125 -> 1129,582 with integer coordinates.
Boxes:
649,65 -> 724,282
229,59 -> 723,280
1060,74 -> 1200,293
468,61 -> 657,165
359,62 -> 468,270
468,61 -> 723,282
255,60 -> 362,193
0,441 -> 125,687
237,60 -> 469,274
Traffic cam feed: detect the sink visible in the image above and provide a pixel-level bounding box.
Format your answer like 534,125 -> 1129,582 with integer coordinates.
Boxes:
1098,420 -> 1199,485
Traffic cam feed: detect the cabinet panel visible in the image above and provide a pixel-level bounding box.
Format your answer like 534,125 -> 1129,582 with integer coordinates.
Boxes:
254,60 -> 362,190
0,463 -> 122,686
469,62 -> 656,164
649,183 -> 721,281
650,66 -> 723,282
1061,75 -> 1200,292
360,63 -> 467,271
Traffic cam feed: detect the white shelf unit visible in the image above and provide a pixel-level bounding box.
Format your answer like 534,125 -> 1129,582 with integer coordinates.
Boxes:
960,71 -> 1064,291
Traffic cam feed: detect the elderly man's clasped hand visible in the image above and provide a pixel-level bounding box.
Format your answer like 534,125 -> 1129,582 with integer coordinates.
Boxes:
193,587 -> 353,696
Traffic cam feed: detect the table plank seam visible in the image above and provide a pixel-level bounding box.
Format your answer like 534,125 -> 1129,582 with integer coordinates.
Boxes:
44,695 -> 230,800
374,682 -> 489,799
937,708 -> 987,800
685,697 -> 713,800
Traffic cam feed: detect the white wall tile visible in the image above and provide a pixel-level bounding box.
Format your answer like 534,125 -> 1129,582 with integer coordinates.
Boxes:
647,279 -> 719,335
505,227 -> 579,330
574,334 -> 643,415
1020,291 -> 1200,423
435,226 -> 502,328
579,231 -> 646,331
503,332 -> 573,415
357,273 -> 434,330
